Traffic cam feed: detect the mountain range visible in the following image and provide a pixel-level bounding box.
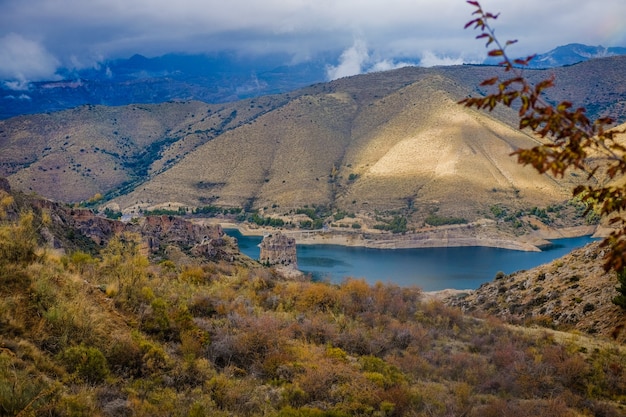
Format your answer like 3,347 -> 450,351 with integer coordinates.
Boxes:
2,55 -> 625,241
1,43 -> 624,120
524,43 -> 626,68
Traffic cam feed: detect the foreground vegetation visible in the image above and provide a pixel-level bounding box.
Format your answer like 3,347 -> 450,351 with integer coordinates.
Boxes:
1,192 -> 625,416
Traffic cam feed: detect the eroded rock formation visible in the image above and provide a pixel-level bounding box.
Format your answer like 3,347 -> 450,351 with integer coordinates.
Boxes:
22,192 -> 236,261
259,232 -> 297,268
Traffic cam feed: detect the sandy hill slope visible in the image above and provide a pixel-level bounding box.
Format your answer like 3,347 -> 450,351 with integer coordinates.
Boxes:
1,57 -> 625,226
0,98 -> 292,202
108,71 -> 577,225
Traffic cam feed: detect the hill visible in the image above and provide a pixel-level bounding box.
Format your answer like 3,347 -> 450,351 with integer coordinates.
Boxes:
1,178 -> 625,416
3,58 -> 626,240
109,72 -> 568,212
447,240 -> 626,344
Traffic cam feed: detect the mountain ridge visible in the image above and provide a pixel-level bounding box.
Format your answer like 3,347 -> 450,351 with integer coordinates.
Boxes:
2,43 -> 625,120
2,56 -> 625,243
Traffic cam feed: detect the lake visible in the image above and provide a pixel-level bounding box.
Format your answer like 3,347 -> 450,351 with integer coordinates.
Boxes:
226,229 -> 596,291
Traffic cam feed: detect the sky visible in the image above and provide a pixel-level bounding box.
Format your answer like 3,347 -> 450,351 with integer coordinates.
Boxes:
1,0 -> 625,85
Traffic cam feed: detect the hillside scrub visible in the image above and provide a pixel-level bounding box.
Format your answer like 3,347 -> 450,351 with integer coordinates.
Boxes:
1,194 -> 625,416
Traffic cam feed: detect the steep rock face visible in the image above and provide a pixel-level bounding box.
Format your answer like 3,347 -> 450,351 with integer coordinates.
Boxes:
25,195 -> 237,261
138,215 -> 225,253
259,232 -> 297,268
70,208 -> 127,246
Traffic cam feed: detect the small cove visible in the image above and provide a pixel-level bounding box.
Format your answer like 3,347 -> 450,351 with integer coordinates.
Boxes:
227,229 -> 597,291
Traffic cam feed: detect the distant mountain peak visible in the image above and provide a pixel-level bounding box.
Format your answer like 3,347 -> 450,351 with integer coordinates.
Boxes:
523,43 -> 626,68
1,44 -> 625,120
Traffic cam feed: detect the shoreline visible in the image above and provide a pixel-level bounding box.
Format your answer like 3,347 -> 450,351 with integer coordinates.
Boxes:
198,218 -> 602,253
197,219 -> 606,299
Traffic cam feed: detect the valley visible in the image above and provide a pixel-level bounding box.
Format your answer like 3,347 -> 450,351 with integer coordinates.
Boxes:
0,179 -> 625,416
1,52 -> 626,415
3,0 -> 626,413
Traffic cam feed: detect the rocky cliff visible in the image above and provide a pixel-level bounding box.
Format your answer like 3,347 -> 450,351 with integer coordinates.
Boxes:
1,180 -> 241,262
259,232 -> 298,268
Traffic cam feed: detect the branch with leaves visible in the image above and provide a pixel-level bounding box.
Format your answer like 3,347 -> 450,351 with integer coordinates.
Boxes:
460,0 -> 626,272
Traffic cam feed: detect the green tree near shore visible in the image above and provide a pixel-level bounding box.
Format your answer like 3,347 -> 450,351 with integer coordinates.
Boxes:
460,1 -> 626,307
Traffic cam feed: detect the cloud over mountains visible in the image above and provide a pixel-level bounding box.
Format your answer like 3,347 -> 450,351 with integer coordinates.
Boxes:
1,0 -> 625,84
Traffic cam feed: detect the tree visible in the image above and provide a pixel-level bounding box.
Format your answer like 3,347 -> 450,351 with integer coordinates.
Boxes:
460,1 -> 626,278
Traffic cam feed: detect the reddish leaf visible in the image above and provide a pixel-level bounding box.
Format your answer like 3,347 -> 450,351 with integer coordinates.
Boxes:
479,77 -> 499,86
464,19 -> 480,29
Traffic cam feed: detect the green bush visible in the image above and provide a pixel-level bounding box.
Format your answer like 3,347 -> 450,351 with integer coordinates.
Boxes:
103,207 -> 122,220
424,215 -> 467,226
613,269 -> 626,310
60,345 -> 110,383
374,216 -> 407,233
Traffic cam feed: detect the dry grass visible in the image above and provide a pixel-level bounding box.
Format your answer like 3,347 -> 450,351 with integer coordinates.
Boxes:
1,190 -> 626,416
448,240 -> 626,344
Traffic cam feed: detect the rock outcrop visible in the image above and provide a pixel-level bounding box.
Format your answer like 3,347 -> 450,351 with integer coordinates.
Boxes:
0,177 -> 10,193
259,232 -> 297,268
138,215 -> 225,254
15,190 -> 238,261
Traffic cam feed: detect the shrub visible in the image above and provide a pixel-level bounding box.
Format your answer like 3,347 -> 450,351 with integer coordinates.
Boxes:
0,211 -> 38,268
59,345 -> 110,383
0,352 -> 59,416
425,215 -> 467,226
613,268 -> 626,310
374,216 -> 408,233
99,232 -> 149,312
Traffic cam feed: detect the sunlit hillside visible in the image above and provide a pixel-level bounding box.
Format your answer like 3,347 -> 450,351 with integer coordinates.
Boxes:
108,72 -> 576,226
1,57 -> 625,230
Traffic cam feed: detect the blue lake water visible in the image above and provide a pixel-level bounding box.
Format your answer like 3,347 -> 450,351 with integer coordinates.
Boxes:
226,229 -> 596,291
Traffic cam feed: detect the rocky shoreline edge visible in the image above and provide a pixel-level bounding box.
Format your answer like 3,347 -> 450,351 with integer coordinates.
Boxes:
197,218 -> 604,253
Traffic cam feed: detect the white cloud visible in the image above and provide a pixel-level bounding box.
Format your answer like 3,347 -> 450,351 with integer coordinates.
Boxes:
419,51 -> 466,67
0,33 -> 60,85
0,0 -> 625,82
326,40 -> 415,80
369,59 -> 412,73
326,39 -> 369,80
